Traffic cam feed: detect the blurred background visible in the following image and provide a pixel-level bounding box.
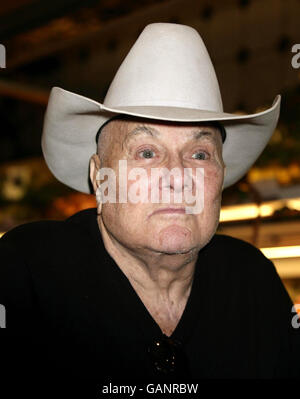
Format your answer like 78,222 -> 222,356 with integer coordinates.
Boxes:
0,0 -> 300,304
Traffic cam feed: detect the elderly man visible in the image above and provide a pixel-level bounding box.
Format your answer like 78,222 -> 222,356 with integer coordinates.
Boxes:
0,23 -> 299,385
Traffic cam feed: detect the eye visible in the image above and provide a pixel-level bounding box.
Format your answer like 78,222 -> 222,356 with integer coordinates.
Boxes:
192,151 -> 209,160
138,148 -> 156,159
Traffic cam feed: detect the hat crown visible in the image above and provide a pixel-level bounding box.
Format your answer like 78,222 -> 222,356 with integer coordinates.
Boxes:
103,23 -> 223,112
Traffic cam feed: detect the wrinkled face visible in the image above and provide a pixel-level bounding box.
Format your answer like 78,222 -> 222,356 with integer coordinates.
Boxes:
91,118 -> 225,255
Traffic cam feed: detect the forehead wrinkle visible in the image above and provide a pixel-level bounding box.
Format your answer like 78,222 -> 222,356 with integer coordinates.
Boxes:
120,123 -> 222,151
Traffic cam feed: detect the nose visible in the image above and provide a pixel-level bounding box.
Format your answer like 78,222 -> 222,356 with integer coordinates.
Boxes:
160,155 -> 190,193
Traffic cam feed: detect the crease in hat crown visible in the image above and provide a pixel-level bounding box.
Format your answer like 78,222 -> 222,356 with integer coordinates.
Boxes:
103,23 -> 223,112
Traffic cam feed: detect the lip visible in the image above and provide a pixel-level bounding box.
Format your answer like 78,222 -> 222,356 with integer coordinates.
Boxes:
150,207 -> 186,216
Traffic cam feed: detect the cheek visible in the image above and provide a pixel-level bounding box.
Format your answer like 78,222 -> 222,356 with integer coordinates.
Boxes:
204,163 -> 224,198
202,164 -> 223,222
102,202 -> 147,235
102,203 -> 131,240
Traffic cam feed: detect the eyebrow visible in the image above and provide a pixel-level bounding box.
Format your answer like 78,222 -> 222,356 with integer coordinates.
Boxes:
122,125 -> 158,150
127,125 -> 159,138
192,130 -> 217,143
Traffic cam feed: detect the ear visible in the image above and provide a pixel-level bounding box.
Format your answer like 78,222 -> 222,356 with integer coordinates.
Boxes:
89,154 -> 101,194
90,154 -> 103,215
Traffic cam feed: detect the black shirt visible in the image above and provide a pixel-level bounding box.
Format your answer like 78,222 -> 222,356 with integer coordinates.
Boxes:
0,208 -> 299,385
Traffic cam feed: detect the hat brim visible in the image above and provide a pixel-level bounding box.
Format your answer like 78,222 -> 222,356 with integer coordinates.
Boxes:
42,87 -> 281,193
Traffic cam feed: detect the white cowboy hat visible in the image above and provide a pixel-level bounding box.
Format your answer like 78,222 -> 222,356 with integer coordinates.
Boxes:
41,22 -> 280,193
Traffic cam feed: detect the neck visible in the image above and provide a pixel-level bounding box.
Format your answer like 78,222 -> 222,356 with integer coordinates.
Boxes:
97,216 -> 198,300
97,216 -> 199,336
98,217 -> 199,336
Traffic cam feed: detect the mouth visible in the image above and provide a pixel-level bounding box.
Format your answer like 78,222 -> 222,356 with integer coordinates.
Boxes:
150,207 -> 186,217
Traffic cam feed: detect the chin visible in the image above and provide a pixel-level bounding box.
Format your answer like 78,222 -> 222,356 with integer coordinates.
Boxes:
154,224 -> 195,254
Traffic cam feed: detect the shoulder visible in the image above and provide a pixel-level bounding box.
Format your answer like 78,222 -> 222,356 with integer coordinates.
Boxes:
0,208 -> 99,305
205,233 -> 268,261
0,208 -> 98,257
201,234 -> 293,315
203,233 -> 277,279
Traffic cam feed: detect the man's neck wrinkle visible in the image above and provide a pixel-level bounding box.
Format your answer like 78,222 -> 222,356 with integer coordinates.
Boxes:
97,215 -> 197,300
